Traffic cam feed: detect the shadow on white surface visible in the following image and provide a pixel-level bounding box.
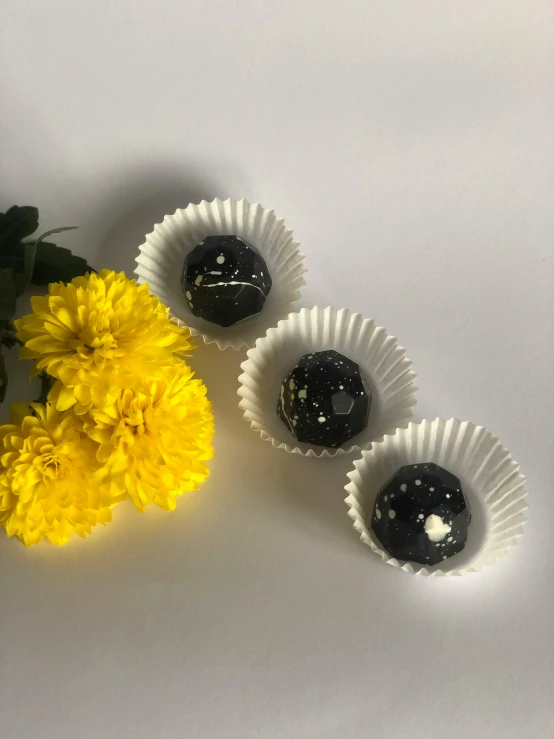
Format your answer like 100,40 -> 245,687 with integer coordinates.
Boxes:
93,163 -> 221,275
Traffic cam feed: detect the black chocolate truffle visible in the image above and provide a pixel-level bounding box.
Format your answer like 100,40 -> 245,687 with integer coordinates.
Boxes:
182,235 -> 272,327
277,350 -> 371,448
371,463 -> 471,566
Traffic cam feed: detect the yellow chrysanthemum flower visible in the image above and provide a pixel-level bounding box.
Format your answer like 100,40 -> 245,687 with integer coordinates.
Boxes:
15,270 -> 193,414
0,404 -> 113,546
83,362 -> 214,512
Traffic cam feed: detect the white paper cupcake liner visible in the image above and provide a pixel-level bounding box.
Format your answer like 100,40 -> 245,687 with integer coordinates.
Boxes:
345,418 -> 528,576
237,307 -> 418,457
134,198 -> 306,350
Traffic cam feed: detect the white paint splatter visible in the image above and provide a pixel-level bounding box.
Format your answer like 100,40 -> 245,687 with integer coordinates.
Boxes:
201,280 -> 268,296
279,384 -> 293,430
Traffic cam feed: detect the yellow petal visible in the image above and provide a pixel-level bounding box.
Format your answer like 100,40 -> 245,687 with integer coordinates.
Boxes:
25,335 -> 64,354
55,385 -> 77,412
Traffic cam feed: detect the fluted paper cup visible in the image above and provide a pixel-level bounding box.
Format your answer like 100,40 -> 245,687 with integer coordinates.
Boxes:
345,418 -> 528,576
238,307 -> 418,457
134,198 -> 306,351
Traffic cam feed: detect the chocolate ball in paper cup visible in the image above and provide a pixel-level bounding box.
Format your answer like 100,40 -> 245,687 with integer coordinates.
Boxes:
134,198 -> 306,351
237,307 -> 418,458
344,418 -> 528,576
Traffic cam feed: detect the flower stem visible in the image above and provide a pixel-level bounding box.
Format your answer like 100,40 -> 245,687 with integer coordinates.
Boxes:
36,372 -> 56,405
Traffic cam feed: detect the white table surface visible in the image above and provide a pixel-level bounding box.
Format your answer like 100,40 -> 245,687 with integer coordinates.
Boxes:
1,2 -> 553,738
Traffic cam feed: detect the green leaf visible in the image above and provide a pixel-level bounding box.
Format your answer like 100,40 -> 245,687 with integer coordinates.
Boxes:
0,320 -> 18,349
13,226 -> 78,293
34,225 -> 78,248
0,351 -> 7,404
0,206 -> 39,255
14,242 -> 38,296
31,242 -> 94,285
0,268 -> 17,321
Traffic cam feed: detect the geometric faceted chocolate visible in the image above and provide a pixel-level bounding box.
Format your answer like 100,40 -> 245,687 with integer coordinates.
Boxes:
277,350 -> 371,448
370,463 -> 471,566
181,235 -> 272,327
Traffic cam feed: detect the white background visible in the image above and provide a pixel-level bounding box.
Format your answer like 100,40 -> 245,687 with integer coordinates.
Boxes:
1,2 -> 553,738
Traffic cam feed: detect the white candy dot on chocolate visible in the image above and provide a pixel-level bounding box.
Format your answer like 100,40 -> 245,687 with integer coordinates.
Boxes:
376,508 -> 381,519
216,255 -> 225,264
389,509 -> 396,519
298,389 -> 307,399
185,291 -> 192,300
400,484 -> 407,492
415,479 -> 422,486
318,416 -> 326,423
424,514 -> 452,542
